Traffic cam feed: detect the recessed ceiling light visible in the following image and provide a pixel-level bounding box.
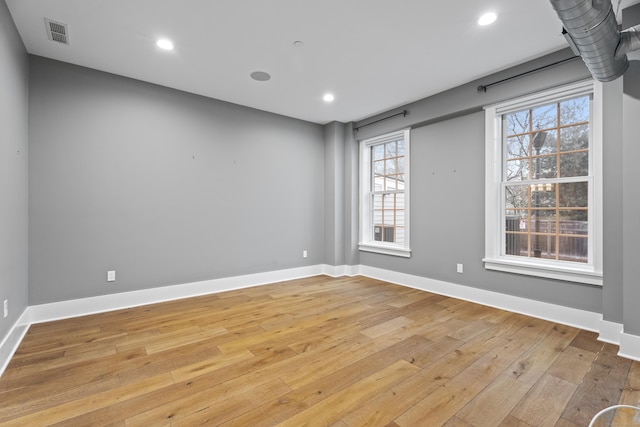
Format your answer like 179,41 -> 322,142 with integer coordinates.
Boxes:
250,71 -> 271,81
478,12 -> 497,26
156,39 -> 174,50
323,93 -> 335,102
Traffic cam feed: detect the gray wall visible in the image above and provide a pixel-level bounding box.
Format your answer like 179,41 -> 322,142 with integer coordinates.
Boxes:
602,77 -> 624,324
324,122 -> 345,266
622,4 -> 640,335
28,56 -> 325,304
353,48 -> 625,314
0,1 -> 28,342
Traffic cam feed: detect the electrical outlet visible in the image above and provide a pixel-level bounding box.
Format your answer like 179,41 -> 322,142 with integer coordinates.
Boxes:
107,270 -> 116,282
3,300 -> 8,318
303,250 -> 308,258
456,263 -> 464,274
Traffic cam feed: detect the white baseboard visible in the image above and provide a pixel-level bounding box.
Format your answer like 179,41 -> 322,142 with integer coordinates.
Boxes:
3,263 -> 640,377
24,265 -> 326,325
324,264 -> 361,277
0,310 -> 29,377
619,332 -> 640,362
598,319 -> 624,345
358,265 -> 602,332
0,317 -> 29,378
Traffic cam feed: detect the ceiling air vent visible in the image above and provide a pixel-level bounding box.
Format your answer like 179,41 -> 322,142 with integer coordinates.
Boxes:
44,18 -> 69,45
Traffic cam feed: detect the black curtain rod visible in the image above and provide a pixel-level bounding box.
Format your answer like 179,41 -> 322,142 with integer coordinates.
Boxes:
477,56 -> 580,93
355,110 -> 407,132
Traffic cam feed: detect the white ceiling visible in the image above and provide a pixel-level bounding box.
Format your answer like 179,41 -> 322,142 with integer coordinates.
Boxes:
6,0 -> 640,124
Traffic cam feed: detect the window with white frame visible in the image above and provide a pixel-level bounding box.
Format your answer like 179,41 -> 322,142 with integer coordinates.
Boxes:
484,80 -> 602,285
359,129 -> 411,257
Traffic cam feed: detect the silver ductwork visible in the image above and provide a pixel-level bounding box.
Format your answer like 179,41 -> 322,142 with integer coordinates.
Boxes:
617,24 -> 640,58
550,0 -> 640,82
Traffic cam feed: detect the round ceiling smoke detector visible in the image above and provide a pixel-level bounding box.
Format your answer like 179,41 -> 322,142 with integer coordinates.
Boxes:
250,71 -> 271,82
293,41 -> 304,48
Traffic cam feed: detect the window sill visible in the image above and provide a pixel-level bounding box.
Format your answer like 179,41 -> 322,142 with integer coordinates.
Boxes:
359,243 -> 411,258
483,257 -> 602,286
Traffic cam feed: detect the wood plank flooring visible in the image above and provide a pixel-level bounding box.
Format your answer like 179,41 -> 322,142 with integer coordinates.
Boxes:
0,275 -> 638,426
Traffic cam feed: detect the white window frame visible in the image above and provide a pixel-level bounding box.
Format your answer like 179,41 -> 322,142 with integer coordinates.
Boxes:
359,128 -> 411,257
483,80 -> 603,286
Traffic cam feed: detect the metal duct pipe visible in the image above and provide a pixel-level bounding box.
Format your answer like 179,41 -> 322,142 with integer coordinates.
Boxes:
549,0 -> 628,81
617,24 -> 640,59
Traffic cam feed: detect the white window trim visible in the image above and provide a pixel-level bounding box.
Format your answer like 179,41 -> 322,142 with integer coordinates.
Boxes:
359,128 -> 411,258
483,80 -> 603,286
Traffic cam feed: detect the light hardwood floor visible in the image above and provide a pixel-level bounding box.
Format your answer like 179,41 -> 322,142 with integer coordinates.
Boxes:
0,275 -> 638,426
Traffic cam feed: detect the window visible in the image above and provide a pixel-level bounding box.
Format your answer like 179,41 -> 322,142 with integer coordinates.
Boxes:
359,129 -> 411,257
484,80 -> 602,285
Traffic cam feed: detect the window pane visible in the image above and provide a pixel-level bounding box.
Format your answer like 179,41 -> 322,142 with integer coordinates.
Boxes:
373,194 -> 382,210
505,185 -> 529,209
560,124 -> 589,152
385,158 -> 397,175
397,157 -> 405,174
532,233 -> 557,260
506,159 -> 531,181
374,160 -> 384,175
532,103 -> 557,130
533,186 -> 556,208
533,131 -> 556,155
560,152 -> 588,177
382,226 -> 395,242
505,211 -> 530,256
560,96 -> 589,125
385,141 -> 396,157
373,209 -> 382,224
373,144 -> 384,160
559,210 -> 588,235
373,226 -> 382,241
536,155 -> 557,179
558,182 -> 588,208
558,236 -> 588,263
383,194 -> 395,209
506,210 -> 529,232
397,141 -> 405,156
506,135 -> 530,159
505,110 -> 530,135
532,209 -> 556,233
373,175 -> 383,191
383,210 -> 394,225
385,176 -> 397,190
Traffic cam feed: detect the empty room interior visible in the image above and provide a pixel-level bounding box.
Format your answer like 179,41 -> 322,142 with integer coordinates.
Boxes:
2,0 -> 640,425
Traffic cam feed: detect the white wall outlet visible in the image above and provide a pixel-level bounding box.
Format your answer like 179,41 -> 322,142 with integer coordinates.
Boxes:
107,270 -> 116,282
303,250 -> 308,258
456,263 -> 464,274
3,300 -> 8,318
